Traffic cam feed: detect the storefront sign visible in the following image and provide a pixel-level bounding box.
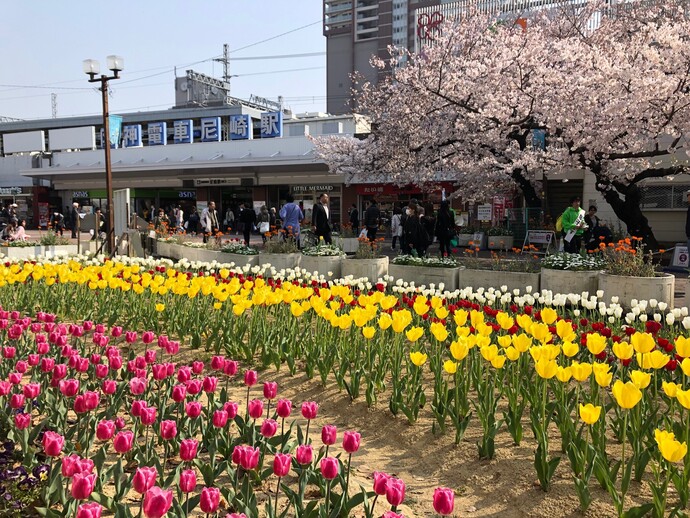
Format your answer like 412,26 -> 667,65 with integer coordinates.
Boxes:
0,187 -> 22,196
230,115 -> 252,140
178,191 -> 195,199
173,120 -> 193,144
123,124 -> 143,148
291,185 -> 335,193
148,122 -> 167,146
194,178 -> 241,187
477,204 -> 492,221
73,191 -> 90,199
260,112 -> 283,138
200,117 -> 221,142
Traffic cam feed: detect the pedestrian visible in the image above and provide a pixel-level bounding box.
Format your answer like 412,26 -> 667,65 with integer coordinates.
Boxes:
240,204 -> 256,246
11,219 -> 27,241
402,203 -> 425,257
561,196 -> 586,253
50,209 -> 65,236
584,205 -> 600,252
270,207 -> 277,228
71,202 -> 80,238
224,206 -> 235,233
236,204 -> 246,237
418,207 -> 433,256
364,200 -> 380,242
200,202 -> 219,244
154,208 -> 170,234
311,193 -> 332,244
257,205 -> 271,244
175,205 -> 185,232
186,207 -> 200,235
435,200 -> 455,256
279,193 -> 304,244
391,206 -> 403,251
92,208 -> 106,241
348,203 -> 359,234
422,203 -> 436,251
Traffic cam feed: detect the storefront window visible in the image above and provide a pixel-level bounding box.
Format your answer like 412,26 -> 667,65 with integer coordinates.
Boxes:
287,185 -> 342,228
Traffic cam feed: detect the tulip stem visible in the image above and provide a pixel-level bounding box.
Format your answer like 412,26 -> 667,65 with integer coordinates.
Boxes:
185,491 -> 189,517
325,479 -> 332,515
274,476 -> 282,516
344,452 -> 352,507
621,411 -> 628,498
245,386 -> 251,418
369,494 -> 378,516
305,419 -> 311,444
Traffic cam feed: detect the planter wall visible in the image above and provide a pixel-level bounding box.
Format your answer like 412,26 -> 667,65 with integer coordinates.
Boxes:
487,236 -> 514,251
336,237 -> 360,254
458,268 -> 540,293
219,253 -> 259,268
0,246 -> 42,259
341,257 -> 389,282
43,245 -> 79,257
300,255 -> 343,279
388,264 -> 462,292
455,235 -> 473,247
598,272 -> 674,307
259,253 -> 301,274
540,268 -> 600,296
156,241 -> 176,260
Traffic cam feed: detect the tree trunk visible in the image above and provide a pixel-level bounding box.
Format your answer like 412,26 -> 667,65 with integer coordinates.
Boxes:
596,181 -> 660,250
511,168 -> 542,208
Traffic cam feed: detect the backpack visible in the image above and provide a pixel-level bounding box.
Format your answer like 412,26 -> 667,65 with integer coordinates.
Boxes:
555,215 -> 563,232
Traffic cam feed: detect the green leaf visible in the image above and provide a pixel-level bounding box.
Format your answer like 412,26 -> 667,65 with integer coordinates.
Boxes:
621,503 -> 654,518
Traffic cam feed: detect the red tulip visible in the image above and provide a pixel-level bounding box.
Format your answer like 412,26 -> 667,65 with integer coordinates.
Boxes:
114,431 -> 134,453
160,420 -> 177,440
248,399 -> 264,419
71,472 -> 96,500
343,431 -> 361,453
133,467 -> 158,494
276,399 -> 292,419
432,487 -> 455,515
179,469 -> 197,493
76,502 -> 102,518
142,486 -> 173,518
273,453 -> 292,477
200,487 -> 221,514
263,381 -> 278,400
180,439 -> 198,462
385,477 -> 406,507
320,457 -> 339,480
244,369 -> 258,387
301,401 -> 318,420
42,431 -> 64,457
260,419 -> 278,438
296,444 -> 313,465
96,420 -> 115,441
321,425 -> 337,446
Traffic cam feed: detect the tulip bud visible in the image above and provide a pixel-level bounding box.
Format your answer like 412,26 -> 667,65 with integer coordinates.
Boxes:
223,360 -> 238,376
248,399 -> 264,419
301,401 -> 318,420
203,376 -> 218,393
179,469 -> 196,493
200,487 -> 221,514
244,369 -> 258,387
273,453 -> 292,477
321,425 -> 337,446
113,431 -> 134,454
180,439 -> 198,462
263,381 -> 278,400
432,487 -> 455,516
132,467 -> 157,494
260,419 -> 278,438
160,420 -> 177,441
320,456 -> 340,480
276,399 -> 292,418
296,444 -> 313,465
185,401 -> 202,419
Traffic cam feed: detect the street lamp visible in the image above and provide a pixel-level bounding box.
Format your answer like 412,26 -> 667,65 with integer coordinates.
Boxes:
83,55 -> 124,254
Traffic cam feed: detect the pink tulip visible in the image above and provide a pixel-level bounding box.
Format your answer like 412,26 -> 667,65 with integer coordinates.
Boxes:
202,376 -> 218,393
301,401 -> 318,420
9,394 -> 24,409
83,321 -> 94,331
240,446 -> 260,470
232,445 -> 244,466
59,378 -> 79,397
0,382 -> 9,396
296,444 -> 313,465
115,417 -> 126,430
224,401 -> 239,418
200,487 -> 221,514
273,453 -> 292,477
244,369 -> 258,387
142,331 -> 155,344
144,350 -> 157,364
42,431 -> 64,457
95,364 -> 109,378
321,425 -> 337,446
142,486 -> 173,518
212,410 -> 229,428
223,360 -> 238,376
71,472 -> 96,500
211,355 -> 225,370
320,457 -> 339,480
186,379 -> 202,395
114,431 -> 134,453
179,469 -> 197,493
382,513 -> 405,518
40,357 -> 54,373
109,355 -> 123,370
160,420 -> 177,440
15,361 -> 27,373
171,384 -> 187,403
260,419 -> 278,438
263,381 -> 278,400
111,326 -> 123,337
157,335 -> 169,348
76,502 -> 102,518
27,354 -> 39,366
96,420 -> 115,441
165,341 -> 179,355
151,364 -> 167,381
95,324 -> 105,334
125,331 -> 137,344
132,467 -> 158,494
373,472 -> 391,496
185,401 -> 202,418
385,477 -> 406,507
14,413 -> 30,430
22,383 -> 40,399
102,380 -> 117,395
8,372 -> 21,385
180,439 -> 198,462
140,406 -> 157,426
432,487 -> 455,516
129,377 -> 146,395
192,361 -> 204,374
62,454 -> 82,477
177,366 -> 192,383
343,431 -> 361,453
131,400 -> 147,418
248,399 -> 264,419
276,399 -> 292,418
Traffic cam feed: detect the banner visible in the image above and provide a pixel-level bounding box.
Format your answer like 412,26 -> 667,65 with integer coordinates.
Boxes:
109,115 -> 123,148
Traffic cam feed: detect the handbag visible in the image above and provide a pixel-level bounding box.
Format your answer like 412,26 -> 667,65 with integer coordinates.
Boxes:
259,221 -> 270,233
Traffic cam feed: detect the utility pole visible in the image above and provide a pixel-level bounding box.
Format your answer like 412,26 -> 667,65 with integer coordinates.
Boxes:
213,44 -> 231,104
51,93 -> 57,119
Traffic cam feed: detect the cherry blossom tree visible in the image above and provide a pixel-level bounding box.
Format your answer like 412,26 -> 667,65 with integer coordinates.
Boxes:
313,1 -> 690,247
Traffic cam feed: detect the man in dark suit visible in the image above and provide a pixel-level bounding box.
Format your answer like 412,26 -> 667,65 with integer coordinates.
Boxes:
311,193 -> 332,244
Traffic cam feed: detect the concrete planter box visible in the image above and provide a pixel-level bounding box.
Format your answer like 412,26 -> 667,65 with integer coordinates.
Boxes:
487,236 -> 514,251
43,245 -> 79,257
0,246 -> 42,259
458,268 -> 540,293
341,257 -> 389,282
300,255 -> 343,279
259,253 -> 301,274
156,241 -> 176,259
456,235 -> 473,247
388,264 -> 463,292
598,272 -> 674,307
192,248 -> 224,263
336,237 -> 360,254
540,268 -> 600,296
219,253 -> 259,268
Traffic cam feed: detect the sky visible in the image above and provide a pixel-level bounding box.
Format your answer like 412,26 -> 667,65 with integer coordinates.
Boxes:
0,1 -> 327,121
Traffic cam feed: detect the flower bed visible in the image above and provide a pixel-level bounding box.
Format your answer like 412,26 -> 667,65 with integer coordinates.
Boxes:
300,243 -> 344,278
389,256 -> 463,292
540,253 -> 604,295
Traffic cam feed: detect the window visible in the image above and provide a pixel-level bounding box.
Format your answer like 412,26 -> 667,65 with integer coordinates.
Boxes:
639,184 -> 690,210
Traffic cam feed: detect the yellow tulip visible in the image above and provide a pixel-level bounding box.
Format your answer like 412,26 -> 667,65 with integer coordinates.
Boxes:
505,346 -> 520,361
435,306 -> 449,319
586,333 -> 607,355
213,302 -> 222,310
475,322 -> 493,337
480,344 -> 498,362
232,304 -> 245,316
378,313 -> 393,330
655,429 -> 676,446
612,380 -> 643,409
540,307 -> 558,325
475,335 -> 491,348
631,332 -> 655,354
391,310 -> 412,333
579,403 -> 602,425
450,339 -> 469,362
443,360 -> 458,374
594,369 -> 612,388
562,341 -> 579,357
453,310 -> 468,327
455,326 -> 470,338
663,381 -> 679,398
676,389 -> 690,410
675,336 -> 690,358
491,355 -> 507,369
362,327 -> 375,339
496,312 -> 514,330
529,346 -> 544,363
681,358 -> 690,377
497,335 -> 512,348
530,323 -> 552,344
629,370 -> 651,389
516,313 -> 532,330
406,326 -> 424,342
410,351 -> 427,367
430,297 -> 443,309
155,303 -> 165,312
430,322 -> 449,342
535,358 -> 558,380
612,341 -> 634,360
556,319 -> 575,342
570,362 -> 593,382
647,350 -> 671,370
513,333 -> 533,353
470,310 -> 484,328
413,297 -> 430,316
658,437 -> 688,463
290,301 -> 305,317
555,366 -> 572,383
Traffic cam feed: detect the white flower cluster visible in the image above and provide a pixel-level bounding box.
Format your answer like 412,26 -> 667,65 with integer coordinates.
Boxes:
391,255 -> 459,268
541,253 -> 605,271
301,244 -> 345,257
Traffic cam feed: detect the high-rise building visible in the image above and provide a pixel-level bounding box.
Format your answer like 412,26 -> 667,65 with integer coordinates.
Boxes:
324,0 -> 449,115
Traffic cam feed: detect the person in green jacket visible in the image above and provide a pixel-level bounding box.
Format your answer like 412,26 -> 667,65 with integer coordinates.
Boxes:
561,196 -> 586,253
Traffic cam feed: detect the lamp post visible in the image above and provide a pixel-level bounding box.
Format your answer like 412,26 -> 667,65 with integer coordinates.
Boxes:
83,55 -> 124,254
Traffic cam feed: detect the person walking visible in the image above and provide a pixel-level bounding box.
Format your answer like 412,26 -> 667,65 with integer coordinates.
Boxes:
240,204 -> 256,246
70,203 -> 80,238
257,205 -> 271,244
50,209 -> 65,236
224,206 -> 235,233
200,202 -> 219,244
348,203 -> 360,234
402,203 -> 425,257
435,200 -> 455,256
391,206 -> 403,251
186,207 -> 200,235
561,196 -> 586,253
584,205 -> 600,251
364,200 -> 381,242
311,193 -> 332,244
279,194 -> 304,244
